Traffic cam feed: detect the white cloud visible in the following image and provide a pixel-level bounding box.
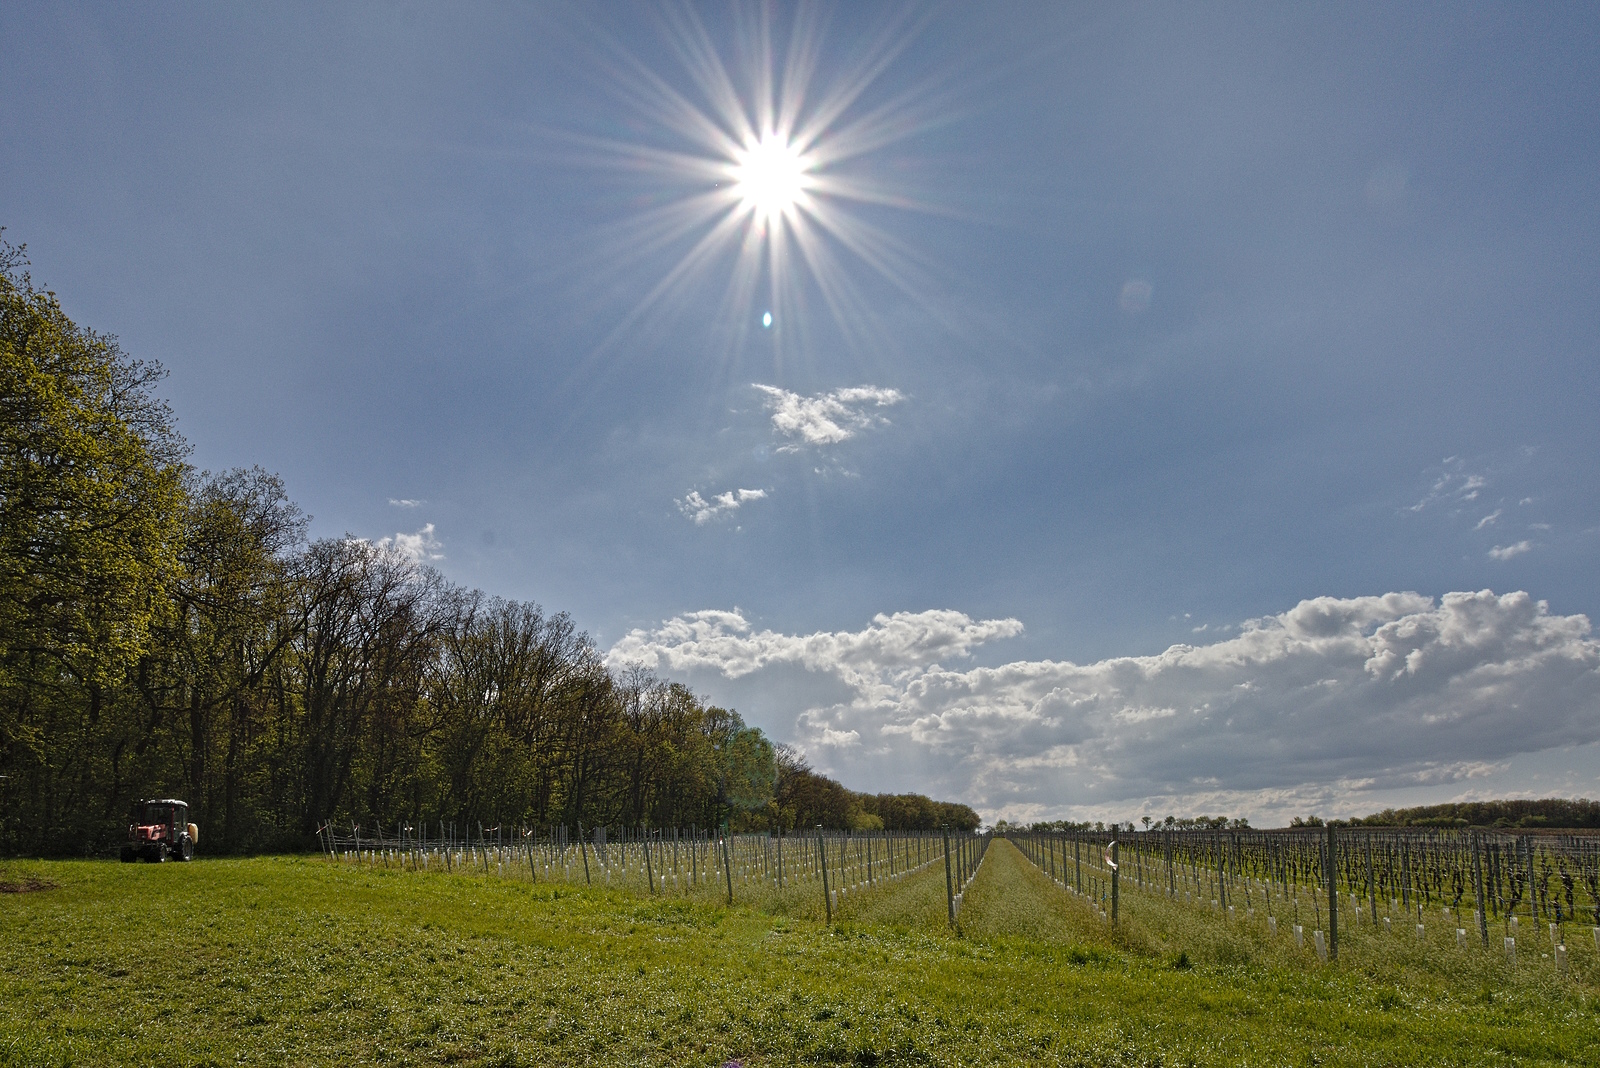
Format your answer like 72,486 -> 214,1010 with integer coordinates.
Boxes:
676,488 -> 766,525
820,727 -> 861,747
375,523 -> 444,562
752,383 -> 903,449
388,498 -> 426,508
1410,468 -> 1486,511
610,591 -> 1600,826
1474,509 -> 1502,530
609,608 -> 1024,692
1489,540 -> 1531,560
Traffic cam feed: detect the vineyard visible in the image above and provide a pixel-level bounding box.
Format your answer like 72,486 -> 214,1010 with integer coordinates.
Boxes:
319,820 -> 1599,987
321,822 -> 990,925
5,832 -> 1598,1066
1011,826 -> 1600,981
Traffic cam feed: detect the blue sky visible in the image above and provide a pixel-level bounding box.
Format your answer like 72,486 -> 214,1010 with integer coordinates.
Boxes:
5,2 -> 1598,823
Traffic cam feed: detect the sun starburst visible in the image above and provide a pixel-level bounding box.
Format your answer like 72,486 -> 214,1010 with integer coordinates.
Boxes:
567,4 -> 949,372
732,132 -> 813,227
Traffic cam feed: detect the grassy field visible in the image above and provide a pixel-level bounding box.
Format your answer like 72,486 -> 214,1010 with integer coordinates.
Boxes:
2,840 -> 1596,1066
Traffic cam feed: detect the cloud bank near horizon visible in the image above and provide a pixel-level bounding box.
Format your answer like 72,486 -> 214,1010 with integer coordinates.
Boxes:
609,590 -> 1600,823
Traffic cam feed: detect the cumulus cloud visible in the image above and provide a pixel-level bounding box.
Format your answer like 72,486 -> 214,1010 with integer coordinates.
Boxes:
375,523 -> 444,562
610,608 -> 1023,691
677,488 -> 766,525
610,591 -> 1600,825
752,383 -> 903,450
1489,540 -> 1531,560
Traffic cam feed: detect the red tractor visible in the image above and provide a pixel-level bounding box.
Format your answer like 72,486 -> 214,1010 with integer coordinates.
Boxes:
121,799 -> 198,862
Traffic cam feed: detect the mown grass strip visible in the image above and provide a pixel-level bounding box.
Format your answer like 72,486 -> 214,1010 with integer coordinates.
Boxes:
956,838 -> 1107,945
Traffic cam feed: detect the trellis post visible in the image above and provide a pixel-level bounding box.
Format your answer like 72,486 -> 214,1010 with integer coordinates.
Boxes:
943,827 -> 956,926
1472,832 -> 1489,946
1325,823 -> 1339,961
817,825 -> 832,923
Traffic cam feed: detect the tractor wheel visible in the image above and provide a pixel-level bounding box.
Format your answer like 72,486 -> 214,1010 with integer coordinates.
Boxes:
178,838 -> 194,862
153,843 -> 169,863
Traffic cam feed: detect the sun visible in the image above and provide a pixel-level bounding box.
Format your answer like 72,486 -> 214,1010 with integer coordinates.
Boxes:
569,5 -> 945,365
732,133 -> 811,227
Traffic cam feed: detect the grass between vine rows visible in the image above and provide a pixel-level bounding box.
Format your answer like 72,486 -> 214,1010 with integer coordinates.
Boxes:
1,840 -> 1596,1067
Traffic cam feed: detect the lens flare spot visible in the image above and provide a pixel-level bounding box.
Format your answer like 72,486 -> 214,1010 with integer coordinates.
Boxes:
762,311 -> 773,328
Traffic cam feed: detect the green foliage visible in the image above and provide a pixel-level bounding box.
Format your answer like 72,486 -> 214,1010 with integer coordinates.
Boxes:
709,707 -> 776,813
0,243 -> 186,687
861,792 -> 980,832
768,747 -> 972,833
0,241 -> 187,848
772,747 -> 855,830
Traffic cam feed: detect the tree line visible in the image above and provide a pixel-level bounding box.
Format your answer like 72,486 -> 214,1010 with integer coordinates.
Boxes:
1294,798 -> 1600,830
1009,815 -> 1253,834
0,240 -> 978,855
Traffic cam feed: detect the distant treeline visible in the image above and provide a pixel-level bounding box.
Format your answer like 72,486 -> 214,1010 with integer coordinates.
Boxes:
1297,798 -> 1600,830
1008,815 -> 1255,834
0,241 -> 978,855
1028,801 -> 1600,834
1016,802 -> 1600,834
784,768 -> 981,835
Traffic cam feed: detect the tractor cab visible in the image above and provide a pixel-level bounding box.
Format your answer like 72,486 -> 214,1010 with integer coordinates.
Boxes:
121,798 -> 198,862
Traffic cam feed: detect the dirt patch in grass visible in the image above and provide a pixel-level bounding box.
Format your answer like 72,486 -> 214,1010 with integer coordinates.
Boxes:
0,871 -> 56,893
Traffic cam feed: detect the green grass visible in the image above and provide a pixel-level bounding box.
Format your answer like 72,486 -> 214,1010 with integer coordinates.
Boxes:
1,842 -> 1596,1066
